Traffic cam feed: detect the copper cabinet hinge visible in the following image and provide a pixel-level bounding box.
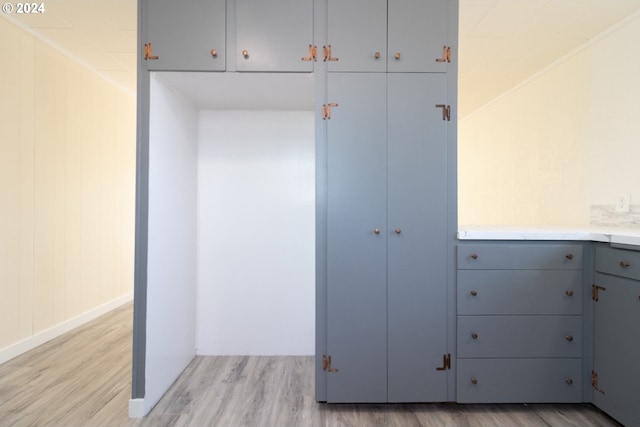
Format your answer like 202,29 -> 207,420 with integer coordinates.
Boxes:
436,46 -> 451,63
143,43 -> 159,60
436,104 -> 451,121
592,284 -> 606,301
436,353 -> 451,371
323,45 -> 339,62
302,44 -> 318,62
591,370 -> 605,395
322,103 -> 339,120
322,355 -> 339,372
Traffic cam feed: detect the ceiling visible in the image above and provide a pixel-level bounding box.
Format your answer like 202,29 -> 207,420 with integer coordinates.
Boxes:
4,0 -> 640,115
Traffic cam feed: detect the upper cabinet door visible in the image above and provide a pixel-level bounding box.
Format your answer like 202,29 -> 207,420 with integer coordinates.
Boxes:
327,0 -> 387,72
388,0 -> 449,72
146,0 -> 226,71
235,0 -> 314,72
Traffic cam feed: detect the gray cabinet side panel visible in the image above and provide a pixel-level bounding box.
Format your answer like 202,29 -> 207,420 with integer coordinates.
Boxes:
132,0 -> 150,400
325,73 -> 388,403
387,73 -> 448,402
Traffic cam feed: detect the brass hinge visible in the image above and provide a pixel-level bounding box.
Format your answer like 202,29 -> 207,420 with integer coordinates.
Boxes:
436,104 -> 451,121
323,45 -> 339,62
302,44 -> 318,62
436,353 -> 451,371
591,370 -> 605,395
436,46 -> 451,63
592,284 -> 606,301
322,355 -> 339,372
143,43 -> 159,60
322,103 -> 339,120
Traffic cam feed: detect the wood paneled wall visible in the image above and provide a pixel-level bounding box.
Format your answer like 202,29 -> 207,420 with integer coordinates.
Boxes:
0,17 -> 136,352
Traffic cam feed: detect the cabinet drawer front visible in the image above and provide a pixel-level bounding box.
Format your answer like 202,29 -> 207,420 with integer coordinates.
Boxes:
458,244 -> 583,270
458,316 -> 582,358
457,358 -> 582,403
458,270 -> 582,315
595,247 -> 640,280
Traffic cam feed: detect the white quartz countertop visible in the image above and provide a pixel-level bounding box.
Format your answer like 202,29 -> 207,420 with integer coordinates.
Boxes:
458,226 -> 640,247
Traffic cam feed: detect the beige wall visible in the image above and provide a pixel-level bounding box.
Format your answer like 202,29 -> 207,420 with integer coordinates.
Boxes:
0,18 -> 135,351
459,14 -> 640,226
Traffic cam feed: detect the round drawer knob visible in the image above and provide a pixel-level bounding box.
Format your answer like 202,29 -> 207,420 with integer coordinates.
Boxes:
471,333 -> 478,340
471,378 -> 478,385
211,49 -> 218,57
565,335 -> 574,342
566,254 -> 574,260
566,290 -> 574,297
470,290 -> 478,297
620,261 -> 631,268
395,52 -> 401,60
395,228 -> 402,234
374,51 -> 381,59
374,228 -> 381,235
242,50 -> 249,58
471,253 -> 478,260
565,378 -> 574,385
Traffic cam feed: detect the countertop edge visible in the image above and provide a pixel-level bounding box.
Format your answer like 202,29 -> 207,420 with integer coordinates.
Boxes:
457,226 -> 640,247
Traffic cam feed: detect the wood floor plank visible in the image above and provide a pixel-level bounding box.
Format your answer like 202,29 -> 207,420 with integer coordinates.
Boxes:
0,302 -> 624,427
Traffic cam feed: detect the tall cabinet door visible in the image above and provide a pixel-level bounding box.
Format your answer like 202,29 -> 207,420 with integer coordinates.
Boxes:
327,0 -> 387,72
146,0 -> 225,71
388,0 -> 449,72
326,73 -> 388,403
593,273 -> 640,427
236,0 -> 314,72
387,73 -> 448,401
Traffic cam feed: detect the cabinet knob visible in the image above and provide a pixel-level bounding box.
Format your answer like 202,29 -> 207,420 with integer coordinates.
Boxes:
471,333 -> 478,340
470,253 -> 478,260
394,52 -> 401,60
620,260 -> 631,268
470,290 -> 478,297
374,51 -> 381,59
566,290 -> 574,297
471,378 -> 478,385
565,378 -> 574,385
565,335 -> 574,342
211,49 -> 217,57
395,228 -> 402,234
374,228 -> 381,235
565,254 -> 574,260
242,50 -> 249,58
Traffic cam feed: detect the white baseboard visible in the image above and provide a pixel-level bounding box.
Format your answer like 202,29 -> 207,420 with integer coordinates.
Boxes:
128,398 -> 147,418
0,292 -> 133,365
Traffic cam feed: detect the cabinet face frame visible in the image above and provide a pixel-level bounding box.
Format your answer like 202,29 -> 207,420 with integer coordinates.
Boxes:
134,0 -> 459,405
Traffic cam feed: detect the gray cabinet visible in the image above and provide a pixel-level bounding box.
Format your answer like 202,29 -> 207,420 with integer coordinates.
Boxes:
235,0 -> 314,72
145,0 -> 226,71
592,247 -> 640,427
323,72 -> 449,403
456,243 -> 584,403
327,0 -> 450,72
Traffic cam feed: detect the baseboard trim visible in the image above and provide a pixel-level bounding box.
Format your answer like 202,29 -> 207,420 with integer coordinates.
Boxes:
128,398 -> 147,418
0,292 -> 134,365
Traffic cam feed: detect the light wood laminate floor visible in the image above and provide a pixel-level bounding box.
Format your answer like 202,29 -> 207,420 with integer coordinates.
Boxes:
0,303 -> 623,427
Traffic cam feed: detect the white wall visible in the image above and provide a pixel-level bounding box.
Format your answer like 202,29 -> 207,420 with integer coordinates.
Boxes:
145,74 -> 198,413
196,110 -> 315,355
459,13 -> 640,227
0,17 -> 135,363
